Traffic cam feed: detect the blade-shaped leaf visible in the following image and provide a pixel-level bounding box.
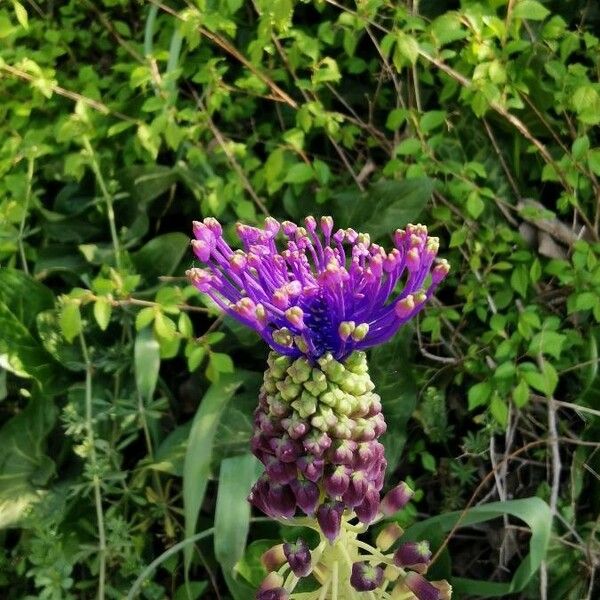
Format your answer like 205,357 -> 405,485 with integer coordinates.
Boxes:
214,453 -> 263,599
402,497 -> 552,597
135,328 -> 160,402
183,372 -> 252,569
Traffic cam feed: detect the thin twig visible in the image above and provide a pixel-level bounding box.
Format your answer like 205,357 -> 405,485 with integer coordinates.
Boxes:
82,137 -> 123,270
79,333 -> 107,600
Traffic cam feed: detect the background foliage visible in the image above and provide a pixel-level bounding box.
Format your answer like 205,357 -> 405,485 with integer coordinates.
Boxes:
0,0 -> 599,598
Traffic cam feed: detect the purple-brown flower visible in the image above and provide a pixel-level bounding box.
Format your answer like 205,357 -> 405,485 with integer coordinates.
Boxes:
187,217 -> 449,362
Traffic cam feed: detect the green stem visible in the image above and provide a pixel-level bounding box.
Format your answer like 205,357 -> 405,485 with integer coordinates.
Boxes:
80,332 -> 107,600
17,157 -> 34,275
82,136 -> 122,270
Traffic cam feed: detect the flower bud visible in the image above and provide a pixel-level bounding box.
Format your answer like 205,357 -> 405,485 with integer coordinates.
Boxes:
316,501 -> 344,542
290,479 -> 320,515
404,571 -> 440,600
324,465 -> 351,497
393,541 -> 432,574
283,538 -> 312,577
342,472 -> 369,507
270,436 -> 302,463
380,481 -> 414,516
285,306 -> 305,329
265,457 -> 298,485
261,544 -> 286,572
256,587 -> 289,600
354,488 -> 380,524
267,484 -> 296,519
350,561 -> 384,592
302,430 -> 332,456
431,580 -> 452,600
257,571 -> 285,595
331,439 -> 357,465
297,455 -> 324,482
191,238 -> 212,262
376,522 -> 404,552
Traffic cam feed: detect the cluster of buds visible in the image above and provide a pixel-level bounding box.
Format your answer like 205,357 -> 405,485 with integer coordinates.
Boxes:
249,350 -> 386,536
257,513 -> 451,599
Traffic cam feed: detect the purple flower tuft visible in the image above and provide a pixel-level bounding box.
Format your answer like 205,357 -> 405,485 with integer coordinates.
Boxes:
350,561 -> 384,592
188,217 -> 449,362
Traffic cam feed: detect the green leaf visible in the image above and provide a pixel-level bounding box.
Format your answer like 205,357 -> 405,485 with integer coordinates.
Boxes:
132,232 -> 190,283
468,381 -> 492,410
135,328 -> 160,402
154,312 -> 177,340
311,57 -> 341,84
214,454 -> 262,599
333,178 -> 433,238
513,379 -> 530,408
522,360 -> 558,397
183,374 -> 249,570
0,302 -> 61,393
573,291 -> 598,312
395,32 -> 419,66
0,395 -> 56,528
466,192 -> 484,219
510,264 -> 529,298
93,297 -> 112,331
490,395 -> 508,427
420,111 -> 446,133
59,302 -> 82,343
528,330 -> 566,359
0,268 -> 54,329
210,352 -> 234,374
284,163 -> 314,184
135,307 -> 156,331
402,498 -> 552,596
12,1 -> 28,29
588,149 -> 600,176
513,0 -> 550,21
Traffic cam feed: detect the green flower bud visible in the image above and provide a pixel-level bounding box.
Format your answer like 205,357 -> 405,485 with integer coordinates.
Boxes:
277,377 -> 302,401
287,357 -> 311,384
344,351 -> 368,374
291,391 -> 318,419
269,354 -> 292,378
304,368 -> 328,396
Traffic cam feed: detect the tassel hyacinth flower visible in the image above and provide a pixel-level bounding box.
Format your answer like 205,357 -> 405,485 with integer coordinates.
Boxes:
188,216 -> 451,599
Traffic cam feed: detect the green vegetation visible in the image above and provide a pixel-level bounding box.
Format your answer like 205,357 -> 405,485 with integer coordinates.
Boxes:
0,0 -> 598,598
